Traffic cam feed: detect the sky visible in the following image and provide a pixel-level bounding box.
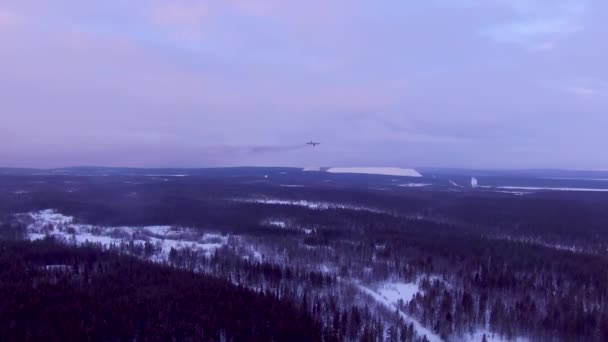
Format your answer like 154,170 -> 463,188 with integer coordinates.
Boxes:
1,0 -> 606,169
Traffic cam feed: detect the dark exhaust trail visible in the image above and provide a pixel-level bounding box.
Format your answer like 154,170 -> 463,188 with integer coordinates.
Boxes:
249,144 -> 308,154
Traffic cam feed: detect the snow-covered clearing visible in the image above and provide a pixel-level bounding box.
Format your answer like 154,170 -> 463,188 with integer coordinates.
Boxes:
42,264 -> 72,272
326,167 -> 422,177
376,282 -> 420,305
542,177 -> 608,181
493,191 -> 529,196
266,220 -> 288,228
482,185 -> 608,192
398,183 -> 431,188
458,329 -> 530,342
356,281 -> 442,342
235,198 -> 387,214
20,210 -> 228,260
318,264 -> 336,274
496,235 -> 583,253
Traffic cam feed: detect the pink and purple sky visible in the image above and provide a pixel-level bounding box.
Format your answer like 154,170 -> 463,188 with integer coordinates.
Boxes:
1,0 -> 606,169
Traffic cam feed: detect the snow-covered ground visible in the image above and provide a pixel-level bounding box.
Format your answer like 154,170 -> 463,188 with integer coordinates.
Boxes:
19,210 -> 228,260
356,281 -> 442,342
235,198 -> 387,214
496,235 -> 582,253
493,190 -> 529,196
482,185 -> 608,192
398,183 -> 431,188
238,198 -> 333,210
326,167 -> 422,177
458,329 -> 530,342
318,263 -> 336,274
376,282 -> 420,305
542,177 -> 608,181
266,220 -> 288,228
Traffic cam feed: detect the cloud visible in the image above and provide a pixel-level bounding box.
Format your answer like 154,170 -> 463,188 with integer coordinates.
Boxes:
482,19 -> 581,43
0,7 -> 22,27
479,0 -> 587,45
543,78 -> 607,99
249,144 -> 308,154
148,1 -> 209,39
566,86 -> 600,97
2,0 -> 608,168
534,41 -> 557,51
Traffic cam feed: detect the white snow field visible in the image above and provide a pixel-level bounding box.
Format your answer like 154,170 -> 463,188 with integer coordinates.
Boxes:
376,282 -> 420,305
326,167 -> 422,177
21,210 -> 228,260
398,183 -> 431,188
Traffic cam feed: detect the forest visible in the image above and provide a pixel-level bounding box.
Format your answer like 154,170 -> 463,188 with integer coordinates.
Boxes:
0,239 -> 321,341
1,170 -> 607,341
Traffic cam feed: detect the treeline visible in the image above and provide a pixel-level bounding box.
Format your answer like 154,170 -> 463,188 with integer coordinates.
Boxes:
0,239 -> 322,341
2,175 -> 608,252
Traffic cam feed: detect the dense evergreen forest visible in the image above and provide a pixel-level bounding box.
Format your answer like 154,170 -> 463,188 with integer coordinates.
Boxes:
1,170 -> 608,341
0,239 -> 321,341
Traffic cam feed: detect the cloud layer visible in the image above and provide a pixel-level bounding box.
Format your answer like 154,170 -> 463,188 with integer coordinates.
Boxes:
1,0 -> 606,168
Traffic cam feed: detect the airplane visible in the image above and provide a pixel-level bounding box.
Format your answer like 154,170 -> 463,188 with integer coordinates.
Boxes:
306,141 -> 321,147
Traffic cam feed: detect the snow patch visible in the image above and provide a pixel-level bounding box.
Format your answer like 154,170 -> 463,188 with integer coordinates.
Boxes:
318,264 -> 335,274
267,220 -> 287,228
494,190 -> 529,196
356,283 -> 441,342
235,198 -> 386,214
143,225 -> 174,235
398,183 -> 431,188
461,329 -> 530,342
543,177 -> 608,181
482,185 -> 608,192
42,264 -> 72,272
377,282 -> 420,305
20,210 -> 228,260
326,167 -> 422,177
